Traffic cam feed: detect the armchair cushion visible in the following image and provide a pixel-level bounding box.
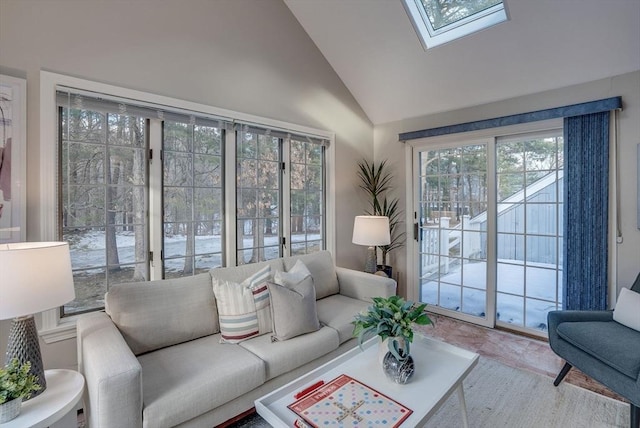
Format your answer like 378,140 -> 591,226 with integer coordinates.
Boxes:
556,321 -> 640,379
613,287 -> 640,332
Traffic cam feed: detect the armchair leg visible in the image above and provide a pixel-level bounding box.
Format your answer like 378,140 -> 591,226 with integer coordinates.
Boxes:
631,403 -> 639,428
553,362 -> 572,386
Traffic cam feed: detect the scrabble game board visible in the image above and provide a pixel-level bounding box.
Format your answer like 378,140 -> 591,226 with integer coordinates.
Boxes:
288,374 -> 412,427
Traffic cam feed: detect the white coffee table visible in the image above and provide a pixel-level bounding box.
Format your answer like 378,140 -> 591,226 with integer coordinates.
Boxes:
0,369 -> 84,428
255,335 -> 479,427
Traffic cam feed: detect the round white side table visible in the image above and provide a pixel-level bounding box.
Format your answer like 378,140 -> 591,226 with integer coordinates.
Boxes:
0,369 -> 84,428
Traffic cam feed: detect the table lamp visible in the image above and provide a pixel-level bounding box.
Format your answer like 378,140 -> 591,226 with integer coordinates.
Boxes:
352,215 -> 390,274
0,242 -> 75,399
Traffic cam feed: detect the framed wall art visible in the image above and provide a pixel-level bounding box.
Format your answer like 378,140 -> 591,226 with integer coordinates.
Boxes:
0,74 -> 27,243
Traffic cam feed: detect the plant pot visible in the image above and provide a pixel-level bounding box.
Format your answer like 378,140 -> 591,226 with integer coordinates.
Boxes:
0,397 -> 22,423
382,351 -> 415,384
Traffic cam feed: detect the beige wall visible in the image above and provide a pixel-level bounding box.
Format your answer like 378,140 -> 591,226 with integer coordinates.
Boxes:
0,0 -> 373,369
374,70 -> 640,300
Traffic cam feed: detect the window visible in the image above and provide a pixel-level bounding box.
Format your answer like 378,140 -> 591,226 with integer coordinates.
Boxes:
59,94 -> 150,316
53,80 -> 330,320
235,127 -> 327,264
403,0 -> 508,49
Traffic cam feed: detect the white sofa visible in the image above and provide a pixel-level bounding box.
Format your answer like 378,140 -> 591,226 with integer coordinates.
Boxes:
76,251 -> 396,428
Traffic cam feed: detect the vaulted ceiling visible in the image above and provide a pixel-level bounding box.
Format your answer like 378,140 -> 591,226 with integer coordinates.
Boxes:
284,0 -> 640,125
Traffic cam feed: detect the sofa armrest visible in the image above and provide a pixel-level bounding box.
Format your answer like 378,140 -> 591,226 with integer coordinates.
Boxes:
336,267 -> 397,302
547,310 -> 614,352
77,312 -> 143,428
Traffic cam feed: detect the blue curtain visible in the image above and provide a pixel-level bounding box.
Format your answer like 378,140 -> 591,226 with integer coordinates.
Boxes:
563,111 -> 610,310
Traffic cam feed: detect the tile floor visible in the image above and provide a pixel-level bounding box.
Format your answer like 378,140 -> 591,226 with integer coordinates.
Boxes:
415,313 -> 624,402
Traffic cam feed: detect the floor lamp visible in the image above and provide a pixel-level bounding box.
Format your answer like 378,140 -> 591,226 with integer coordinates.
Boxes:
0,242 -> 76,399
352,215 -> 390,274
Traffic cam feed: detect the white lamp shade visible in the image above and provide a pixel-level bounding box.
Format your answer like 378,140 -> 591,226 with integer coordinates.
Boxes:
0,242 -> 76,320
352,215 -> 391,246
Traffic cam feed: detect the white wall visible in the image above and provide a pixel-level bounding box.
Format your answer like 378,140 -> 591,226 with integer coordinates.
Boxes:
375,71 -> 640,300
0,0 -> 374,369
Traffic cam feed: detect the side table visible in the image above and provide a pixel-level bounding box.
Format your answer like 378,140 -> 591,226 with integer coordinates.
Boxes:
0,369 -> 84,428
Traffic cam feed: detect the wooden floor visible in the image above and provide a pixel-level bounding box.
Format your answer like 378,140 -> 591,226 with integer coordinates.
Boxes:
416,313 -> 625,402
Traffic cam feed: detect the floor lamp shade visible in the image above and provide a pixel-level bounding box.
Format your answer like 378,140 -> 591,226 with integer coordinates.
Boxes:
0,242 -> 76,399
352,216 -> 391,274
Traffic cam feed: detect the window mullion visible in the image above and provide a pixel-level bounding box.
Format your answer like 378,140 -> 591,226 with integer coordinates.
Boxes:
282,137 -> 291,257
485,137 -> 498,328
224,129 -> 237,267
148,119 -> 163,280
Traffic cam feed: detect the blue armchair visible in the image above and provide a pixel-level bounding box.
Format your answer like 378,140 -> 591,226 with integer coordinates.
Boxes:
548,273 -> 640,428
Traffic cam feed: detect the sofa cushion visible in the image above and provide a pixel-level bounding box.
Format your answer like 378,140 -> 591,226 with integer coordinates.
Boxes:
613,287 -> 640,332
316,294 -> 370,344
268,279 -> 320,341
105,273 -> 218,355
557,321 -> 640,379
283,251 -> 339,299
138,334 -> 266,428
212,265 -> 272,343
239,326 -> 339,380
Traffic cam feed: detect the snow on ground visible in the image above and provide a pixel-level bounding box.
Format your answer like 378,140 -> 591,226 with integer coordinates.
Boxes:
421,260 -> 561,332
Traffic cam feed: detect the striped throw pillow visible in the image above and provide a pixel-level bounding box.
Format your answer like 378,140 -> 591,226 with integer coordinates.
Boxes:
212,265 -> 272,343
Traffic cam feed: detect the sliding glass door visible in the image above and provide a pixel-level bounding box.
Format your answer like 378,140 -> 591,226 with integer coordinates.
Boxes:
413,130 -> 563,335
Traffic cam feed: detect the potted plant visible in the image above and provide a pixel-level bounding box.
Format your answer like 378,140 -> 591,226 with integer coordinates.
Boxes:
0,359 -> 41,423
356,160 -> 406,277
352,295 -> 432,362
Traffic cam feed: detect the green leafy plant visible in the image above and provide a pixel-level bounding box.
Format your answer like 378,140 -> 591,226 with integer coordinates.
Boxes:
356,159 -> 406,268
353,296 -> 432,361
0,359 -> 41,404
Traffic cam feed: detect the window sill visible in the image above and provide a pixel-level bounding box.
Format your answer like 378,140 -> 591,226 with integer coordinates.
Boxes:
40,314 -> 78,344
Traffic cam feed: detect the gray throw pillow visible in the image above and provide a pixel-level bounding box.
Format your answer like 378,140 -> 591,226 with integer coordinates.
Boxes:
268,279 -> 320,341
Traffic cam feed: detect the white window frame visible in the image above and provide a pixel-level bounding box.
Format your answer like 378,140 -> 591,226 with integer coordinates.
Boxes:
402,0 -> 508,49
39,71 -> 336,343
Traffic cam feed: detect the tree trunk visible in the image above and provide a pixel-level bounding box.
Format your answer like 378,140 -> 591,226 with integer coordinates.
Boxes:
106,158 -> 121,273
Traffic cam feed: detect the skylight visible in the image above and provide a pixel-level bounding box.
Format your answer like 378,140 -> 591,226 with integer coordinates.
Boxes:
402,0 -> 508,49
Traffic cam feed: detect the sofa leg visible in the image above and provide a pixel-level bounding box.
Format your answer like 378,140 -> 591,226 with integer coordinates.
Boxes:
631,403 -> 639,428
553,362 -> 572,386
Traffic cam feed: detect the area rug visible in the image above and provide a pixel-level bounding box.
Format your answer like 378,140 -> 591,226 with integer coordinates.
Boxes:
226,357 -> 629,428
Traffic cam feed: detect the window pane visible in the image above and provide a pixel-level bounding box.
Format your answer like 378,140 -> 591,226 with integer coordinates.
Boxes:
236,132 -> 282,264
61,107 -> 149,317
497,293 -> 524,326
163,121 -> 224,276
164,121 -> 192,152
289,138 -> 325,256
107,115 -> 145,147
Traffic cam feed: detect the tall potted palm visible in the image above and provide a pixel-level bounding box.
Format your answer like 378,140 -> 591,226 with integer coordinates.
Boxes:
356,159 -> 406,277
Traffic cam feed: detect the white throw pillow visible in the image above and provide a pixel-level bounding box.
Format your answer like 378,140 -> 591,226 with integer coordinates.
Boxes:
613,287 -> 640,332
274,259 -> 313,289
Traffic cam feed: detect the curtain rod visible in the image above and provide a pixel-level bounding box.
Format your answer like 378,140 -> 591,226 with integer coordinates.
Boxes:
399,96 -> 622,142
